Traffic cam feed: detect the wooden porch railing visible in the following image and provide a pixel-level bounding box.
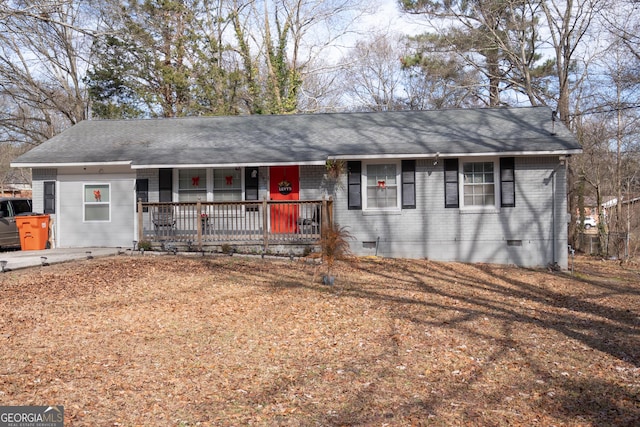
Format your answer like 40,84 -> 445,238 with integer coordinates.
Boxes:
137,198 -> 332,251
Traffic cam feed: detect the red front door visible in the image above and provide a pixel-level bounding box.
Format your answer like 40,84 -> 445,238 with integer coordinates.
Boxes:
269,166 -> 299,233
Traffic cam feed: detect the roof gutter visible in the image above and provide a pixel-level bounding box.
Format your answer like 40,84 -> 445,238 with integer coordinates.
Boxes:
11,149 -> 583,169
328,149 -> 582,160
10,160 -> 133,168
130,160 -> 327,169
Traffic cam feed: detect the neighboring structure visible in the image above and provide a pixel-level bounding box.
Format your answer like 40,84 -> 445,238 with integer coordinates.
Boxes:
0,169 -> 32,198
12,106 -> 581,268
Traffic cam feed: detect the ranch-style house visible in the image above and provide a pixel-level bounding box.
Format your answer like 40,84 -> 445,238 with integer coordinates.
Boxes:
12,106 -> 582,268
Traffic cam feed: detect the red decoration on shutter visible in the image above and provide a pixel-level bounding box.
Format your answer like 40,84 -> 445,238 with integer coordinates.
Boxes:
192,176 -> 200,186
225,176 -> 233,185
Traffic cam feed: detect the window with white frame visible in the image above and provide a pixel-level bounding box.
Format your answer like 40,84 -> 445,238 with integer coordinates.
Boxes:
462,161 -> 496,207
84,184 -> 110,221
364,162 -> 401,210
213,168 -> 242,201
445,158 -> 515,209
178,169 -> 206,202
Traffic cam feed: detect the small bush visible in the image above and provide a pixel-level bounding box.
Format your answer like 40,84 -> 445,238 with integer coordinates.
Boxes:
138,240 -> 152,251
319,223 -> 353,274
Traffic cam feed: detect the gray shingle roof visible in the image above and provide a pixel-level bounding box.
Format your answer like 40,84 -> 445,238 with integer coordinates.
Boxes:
13,106 -> 581,168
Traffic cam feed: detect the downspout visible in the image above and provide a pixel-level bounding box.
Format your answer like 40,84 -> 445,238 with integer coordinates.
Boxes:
551,166 -> 557,266
548,156 -> 567,268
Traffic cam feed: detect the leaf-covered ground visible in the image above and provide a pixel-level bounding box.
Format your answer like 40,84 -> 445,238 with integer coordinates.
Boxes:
0,254 -> 639,426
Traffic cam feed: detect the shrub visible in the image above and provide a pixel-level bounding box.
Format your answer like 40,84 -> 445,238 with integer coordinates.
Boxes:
138,240 -> 152,251
319,223 -> 353,275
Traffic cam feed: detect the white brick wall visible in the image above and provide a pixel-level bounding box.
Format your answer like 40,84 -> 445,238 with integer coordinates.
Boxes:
324,156 -> 568,268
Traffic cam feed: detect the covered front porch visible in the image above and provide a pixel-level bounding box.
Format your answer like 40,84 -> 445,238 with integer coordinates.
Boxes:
137,198 -> 333,253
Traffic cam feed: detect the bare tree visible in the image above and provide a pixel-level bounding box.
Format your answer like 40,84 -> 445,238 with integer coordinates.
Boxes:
230,0 -> 369,114
0,0 -> 96,145
573,117 -> 614,252
569,7 -> 640,257
339,32 -> 408,111
539,0 -> 605,126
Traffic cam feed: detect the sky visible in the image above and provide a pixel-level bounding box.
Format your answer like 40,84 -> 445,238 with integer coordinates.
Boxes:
320,0 -> 425,63
360,0 -> 424,35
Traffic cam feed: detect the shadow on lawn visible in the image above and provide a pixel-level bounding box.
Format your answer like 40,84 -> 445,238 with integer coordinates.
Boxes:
200,257 -> 640,425
337,259 -> 640,425
348,259 -> 640,366
317,377 -> 640,426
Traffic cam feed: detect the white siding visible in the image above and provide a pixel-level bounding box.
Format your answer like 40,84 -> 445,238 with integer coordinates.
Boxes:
58,170 -> 136,247
32,168 -> 57,214
33,158 -> 568,268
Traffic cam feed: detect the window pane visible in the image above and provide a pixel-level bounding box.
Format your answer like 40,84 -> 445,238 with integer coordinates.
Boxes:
85,184 -> 109,203
367,164 -> 397,185
85,204 -> 109,221
84,184 -> 110,221
0,202 -> 9,217
214,190 -> 242,202
12,199 -> 32,214
179,169 -> 206,190
367,186 -> 397,208
366,163 -> 398,209
485,172 -> 494,183
213,168 -> 245,202
179,191 -> 206,203
463,162 -> 495,206
178,169 -> 206,202
213,168 -> 241,190
213,168 -> 242,201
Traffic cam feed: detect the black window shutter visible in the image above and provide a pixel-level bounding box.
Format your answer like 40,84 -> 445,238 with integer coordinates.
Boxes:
444,159 -> 459,208
347,161 -> 362,210
500,157 -> 516,207
44,181 -> 55,214
159,168 -> 173,202
402,160 -> 416,209
136,179 -> 149,212
245,167 -> 259,200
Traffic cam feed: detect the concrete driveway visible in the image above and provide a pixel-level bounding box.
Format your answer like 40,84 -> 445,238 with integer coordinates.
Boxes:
0,247 -> 123,271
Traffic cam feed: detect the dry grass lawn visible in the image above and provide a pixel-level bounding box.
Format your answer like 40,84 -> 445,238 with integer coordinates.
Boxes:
0,254 -> 639,426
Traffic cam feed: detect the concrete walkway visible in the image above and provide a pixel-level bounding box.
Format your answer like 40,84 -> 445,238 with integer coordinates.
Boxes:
0,247 -> 123,271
